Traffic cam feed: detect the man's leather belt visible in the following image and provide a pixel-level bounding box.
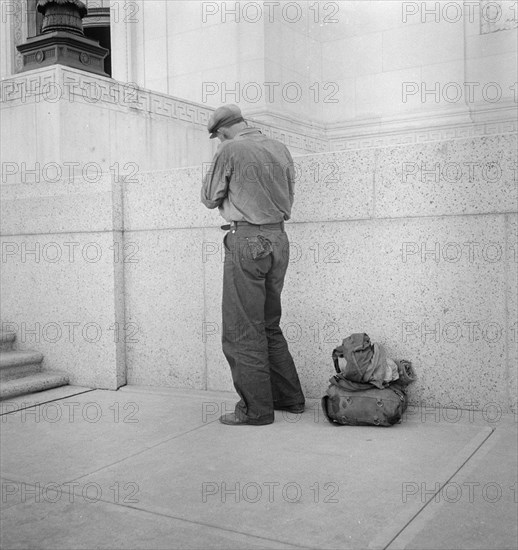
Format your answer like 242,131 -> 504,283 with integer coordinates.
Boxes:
220,221 -> 284,231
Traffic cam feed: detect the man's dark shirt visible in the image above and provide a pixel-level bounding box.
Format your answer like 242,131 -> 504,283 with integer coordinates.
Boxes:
201,127 -> 295,224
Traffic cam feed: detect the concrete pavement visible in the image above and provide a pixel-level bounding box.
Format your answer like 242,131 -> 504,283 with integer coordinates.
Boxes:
0,386 -> 516,550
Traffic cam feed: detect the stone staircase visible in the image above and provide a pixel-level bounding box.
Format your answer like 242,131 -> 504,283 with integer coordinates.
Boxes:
0,331 -> 69,400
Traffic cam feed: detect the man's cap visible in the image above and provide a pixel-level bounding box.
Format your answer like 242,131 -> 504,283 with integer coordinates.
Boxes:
207,104 -> 244,138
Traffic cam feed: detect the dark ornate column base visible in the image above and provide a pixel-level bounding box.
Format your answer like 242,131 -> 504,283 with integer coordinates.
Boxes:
16,31 -> 109,76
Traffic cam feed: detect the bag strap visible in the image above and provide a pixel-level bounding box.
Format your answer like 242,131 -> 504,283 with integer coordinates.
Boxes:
320,396 -> 336,424
331,345 -> 344,374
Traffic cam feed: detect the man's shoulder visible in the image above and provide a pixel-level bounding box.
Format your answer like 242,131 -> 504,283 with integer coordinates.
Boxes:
231,131 -> 291,154
211,140 -> 233,161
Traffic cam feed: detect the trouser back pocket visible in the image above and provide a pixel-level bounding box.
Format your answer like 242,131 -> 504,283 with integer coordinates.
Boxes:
246,235 -> 273,260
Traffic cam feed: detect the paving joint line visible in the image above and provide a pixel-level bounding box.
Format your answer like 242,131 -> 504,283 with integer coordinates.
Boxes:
0,478 -> 314,550
75,499 -> 316,550
65,419 -> 220,484
0,389 -> 97,416
381,426 -> 496,550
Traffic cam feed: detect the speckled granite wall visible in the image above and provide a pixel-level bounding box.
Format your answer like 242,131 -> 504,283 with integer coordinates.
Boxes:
0,176 -> 126,389
2,134 -> 516,412
121,133 -> 517,413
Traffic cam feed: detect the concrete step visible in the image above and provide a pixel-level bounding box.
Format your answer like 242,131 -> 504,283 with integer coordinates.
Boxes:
0,371 -> 69,401
0,331 -> 16,352
0,350 -> 44,381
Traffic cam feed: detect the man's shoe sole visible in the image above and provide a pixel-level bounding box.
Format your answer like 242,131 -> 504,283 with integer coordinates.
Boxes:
275,406 -> 305,414
219,413 -> 273,426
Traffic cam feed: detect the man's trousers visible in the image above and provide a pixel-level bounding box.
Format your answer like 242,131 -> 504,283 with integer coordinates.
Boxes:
222,223 -> 305,424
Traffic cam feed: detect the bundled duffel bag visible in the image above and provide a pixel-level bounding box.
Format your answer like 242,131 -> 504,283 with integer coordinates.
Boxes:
321,382 -> 408,427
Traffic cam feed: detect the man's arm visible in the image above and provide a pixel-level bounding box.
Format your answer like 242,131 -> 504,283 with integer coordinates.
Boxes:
201,148 -> 231,209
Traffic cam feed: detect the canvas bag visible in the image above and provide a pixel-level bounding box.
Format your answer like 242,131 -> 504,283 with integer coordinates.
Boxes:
321,382 -> 408,426
321,333 -> 411,426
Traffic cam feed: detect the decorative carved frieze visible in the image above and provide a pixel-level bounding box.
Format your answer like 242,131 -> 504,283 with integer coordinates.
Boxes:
330,120 -> 518,151
1,67 -> 515,154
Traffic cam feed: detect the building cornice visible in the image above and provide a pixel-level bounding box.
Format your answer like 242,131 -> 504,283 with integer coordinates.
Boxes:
1,66 -> 516,154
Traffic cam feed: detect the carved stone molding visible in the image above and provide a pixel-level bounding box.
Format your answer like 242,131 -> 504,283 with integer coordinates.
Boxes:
0,66 -> 329,153
1,66 -> 516,154
329,119 -> 518,151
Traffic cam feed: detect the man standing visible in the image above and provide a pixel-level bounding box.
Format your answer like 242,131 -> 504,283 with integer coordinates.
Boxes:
201,104 -> 305,426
